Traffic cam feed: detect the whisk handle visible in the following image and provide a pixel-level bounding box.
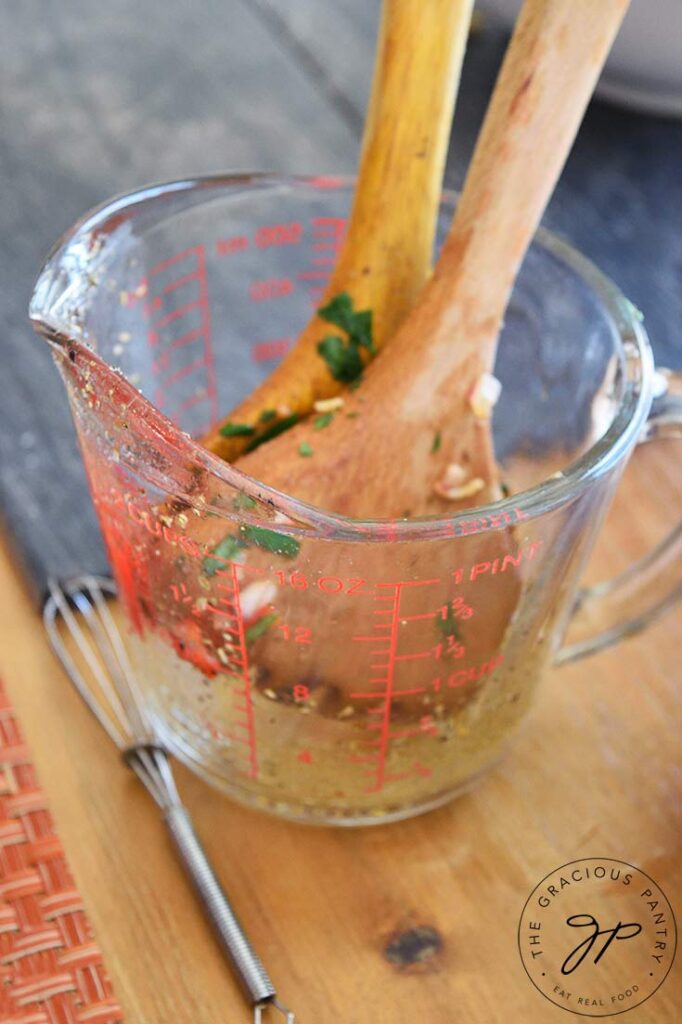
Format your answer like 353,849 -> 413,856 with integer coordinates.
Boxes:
164,805 -> 276,1007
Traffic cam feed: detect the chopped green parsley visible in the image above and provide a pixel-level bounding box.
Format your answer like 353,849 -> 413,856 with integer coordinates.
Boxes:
316,291 -> 375,384
219,422 -> 255,438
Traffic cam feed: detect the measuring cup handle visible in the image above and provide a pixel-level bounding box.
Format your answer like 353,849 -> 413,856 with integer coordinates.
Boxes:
556,368 -> 682,665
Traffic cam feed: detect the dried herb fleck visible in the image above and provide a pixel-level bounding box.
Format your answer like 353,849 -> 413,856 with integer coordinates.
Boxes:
232,492 -> 258,511
431,431 -> 442,454
246,611 -> 279,644
240,525 -> 300,558
219,422 -> 255,438
317,335 -> 364,383
316,291 -> 375,384
313,412 -> 334,430
298,441 -> 314,458
244,413 -> 300,453
436,603 -> 462,642
203,534 -> 244,576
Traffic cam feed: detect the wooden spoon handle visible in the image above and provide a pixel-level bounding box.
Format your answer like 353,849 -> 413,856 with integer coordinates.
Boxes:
420,0 -> 630,354
332,0 -> 473,330
202,0 -> 474,462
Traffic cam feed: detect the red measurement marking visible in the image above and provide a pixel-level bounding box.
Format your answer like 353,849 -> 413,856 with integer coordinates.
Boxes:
277,624 -> 312,644
251,337 -> 292,363
383,763 -> 433,784
309,176 -> 344,189
309,213 -> 346,292
152,327 -> 205,370
163,270 -> 200,294
171,325 -> 206,349
254,222 -> 303,248
270,571 -> 369,596
249,277 -> 294,302
145,244 -> 218,430
170,582 -> 193,605
432,654 -> 505,690
356,585 -> 401,793
162,355 -> 209,389
150,247 -> 200,278
312,216 -> 347,228
376,579 -> 442,590
451,539 -> 543,584
216,563 -> 259,780
351,687 -> 426,699
178,389 -> 210,413
448,597 -> 474,619
432,637 -> 466,661
196,244 -> 218,426
155,299 -> 202,330
216,236 -> 249,256
351,578 -> 446,795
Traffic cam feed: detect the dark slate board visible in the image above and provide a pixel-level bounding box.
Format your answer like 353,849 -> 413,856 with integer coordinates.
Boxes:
1,0 -> 680,603
0,0 -> 374,602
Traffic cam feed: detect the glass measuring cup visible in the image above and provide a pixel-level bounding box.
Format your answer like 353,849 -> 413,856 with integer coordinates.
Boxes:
31,175 -> 682,825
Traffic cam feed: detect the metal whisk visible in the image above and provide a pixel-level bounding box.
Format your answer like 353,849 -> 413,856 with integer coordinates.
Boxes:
43,574 -> 295,1024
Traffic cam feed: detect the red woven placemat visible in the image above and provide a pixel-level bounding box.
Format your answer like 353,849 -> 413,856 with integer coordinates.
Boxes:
0,677 -> 123,1023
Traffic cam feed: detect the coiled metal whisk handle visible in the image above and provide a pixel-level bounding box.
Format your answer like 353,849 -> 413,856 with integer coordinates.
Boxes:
164,805 -> 275,1007
127,750 -> 295,1023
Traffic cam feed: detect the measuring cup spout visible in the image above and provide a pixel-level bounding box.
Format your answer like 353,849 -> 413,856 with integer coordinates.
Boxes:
29,253 -> 88,352
29,209 -> 122,352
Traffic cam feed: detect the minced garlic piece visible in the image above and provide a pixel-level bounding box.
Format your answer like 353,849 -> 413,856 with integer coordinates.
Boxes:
441,462 -> 467,488
314,396 -> 345,414
239,579 -> 277,621
469,373 -> 502,419
434,473 -> 486,501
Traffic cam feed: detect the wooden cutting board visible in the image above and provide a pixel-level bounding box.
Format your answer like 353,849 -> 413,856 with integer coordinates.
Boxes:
0,437 -> 679,1024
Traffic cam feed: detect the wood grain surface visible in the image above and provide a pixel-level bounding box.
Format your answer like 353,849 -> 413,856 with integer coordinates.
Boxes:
0,436 -> 679,1023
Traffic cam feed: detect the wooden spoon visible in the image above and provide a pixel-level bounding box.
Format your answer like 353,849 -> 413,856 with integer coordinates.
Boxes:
202,0 -> 475,462
236,0 -> 630,520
